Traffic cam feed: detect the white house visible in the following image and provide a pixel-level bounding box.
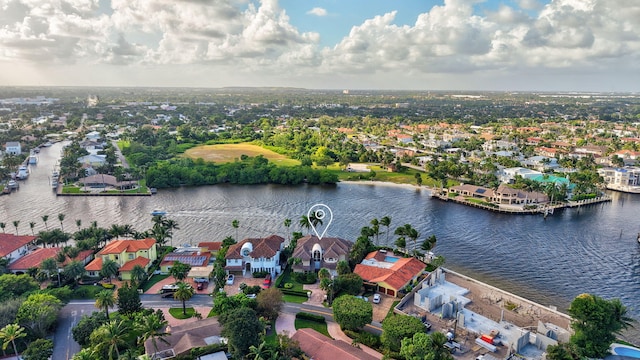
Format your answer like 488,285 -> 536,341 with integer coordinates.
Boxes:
498,167 -> 543,183
5,141 -> 21,155
225,235 -> 284,276
0,234 -> 37,263
77,154 -> 107,167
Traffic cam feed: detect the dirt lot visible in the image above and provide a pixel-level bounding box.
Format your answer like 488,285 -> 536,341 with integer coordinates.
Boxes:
184,144 -> 300,166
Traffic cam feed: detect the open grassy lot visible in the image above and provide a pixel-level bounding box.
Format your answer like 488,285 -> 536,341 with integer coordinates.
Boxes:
184,143 -> 300,166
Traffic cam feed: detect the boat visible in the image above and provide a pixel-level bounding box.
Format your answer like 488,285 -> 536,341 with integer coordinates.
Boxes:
17,165 -> 29,180
8,180 -> 18,189
28,155 -> 38,164
51,179 -> 58,189
151,209 -> 167,216
149,188 -> 157,194
637,232 -> 640,244
43,141 -> 52,147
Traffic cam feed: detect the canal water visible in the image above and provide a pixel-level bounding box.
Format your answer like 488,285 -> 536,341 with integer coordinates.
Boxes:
2,142 -> 639,338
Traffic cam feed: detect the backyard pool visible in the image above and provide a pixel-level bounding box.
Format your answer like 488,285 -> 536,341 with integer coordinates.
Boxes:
611,344 -> 640,358
384,256 -> 399,263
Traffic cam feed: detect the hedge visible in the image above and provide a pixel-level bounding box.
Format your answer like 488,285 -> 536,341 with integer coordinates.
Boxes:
281,288 -> 309,297
296,312 -> 326,323
343,329 -> 381,348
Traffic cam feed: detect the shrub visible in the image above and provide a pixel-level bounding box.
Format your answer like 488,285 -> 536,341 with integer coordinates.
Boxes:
296,312 -> 326,323
101,283 -> 115,289
292,272 -> 317,284
252,270 -> 269,278
281,288 -> 309,297
284,283 -> 293,289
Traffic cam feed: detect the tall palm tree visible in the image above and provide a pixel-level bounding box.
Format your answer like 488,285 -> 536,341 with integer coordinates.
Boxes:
370,218 -> 380,245
0,323 -> 27,357
0,222 -> 5,233
299,215 -> 311,233
130,265 -> 147,286
380,216 -> 391,245
12,220 -> 19,236
29,221 -> 36,236
75,219 -> 82,231
283,218 -> 292,244
135,311 -> 169,357
95,320 -> 129,360
232,219 -> 239,240
248,341 -> 275,360
109,224 -> 125,239
101,259 -> 119,283
42,215 -> 49,230
95,290 -> 116,319
58,213 -> 66,232
41,257 -> 60,286
63,260 -> 86,285
173,282 -> 195,316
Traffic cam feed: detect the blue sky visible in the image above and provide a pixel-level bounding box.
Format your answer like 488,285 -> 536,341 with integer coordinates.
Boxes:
0,0 -> 637,91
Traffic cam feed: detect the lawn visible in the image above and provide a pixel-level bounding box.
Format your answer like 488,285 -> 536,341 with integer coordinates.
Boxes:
141,274 -> 169,292
294,318 -> 330,337
277,268 -> 304,292
283,294 -> 308,304
184,143 -> 300,166
169,307 -> 196,319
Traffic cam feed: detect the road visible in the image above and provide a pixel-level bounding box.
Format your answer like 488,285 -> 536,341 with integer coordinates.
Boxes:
53,295 -> 382,360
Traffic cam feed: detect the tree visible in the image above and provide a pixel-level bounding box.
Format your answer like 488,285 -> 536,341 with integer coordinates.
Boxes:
16,293 -> 62,338
0,274 -> 39,302
12,220 -> 19,236
173,282 -> 195,316
29,221 -> 36,236
63,260 -> 86,285
21,338 -> 54,360
95,290 -> 116,319
283,218 -> 292,244
221,307 -> 264,359
0,323 -> 26,357
75,219 -> 82,231
421,235 -> 437,252
117,282 -> 142,316
415,172 -> 423,186
41,215 -> 49,230
380,216 -> 391,244
72,312 -> 108,347
58,213 -> 65,232
40,257 -> 60,286
0,223 -> 4,233
334,273 -> 363,296
135,310 -> 169,357
317,268 -> 331,281
256,287 -> 283,320
130,264 -> 147,286
91,319 -> 129,360
370,218 -> 380,245
546,343 -> 576,360
567,293 -> 634,358
381,314 -> 425,352
248,341 -> 275,360
100,259 -> 119,283
168,261 -> 191,282
332,295 -> 372,331
336,260 -> 351,275
232,219 -> 240,241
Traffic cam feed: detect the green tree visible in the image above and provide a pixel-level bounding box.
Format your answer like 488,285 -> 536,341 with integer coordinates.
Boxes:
168,261 -> 191,282
283,218 -> 292,244
256,287 -> 283,321
0,274 -> 39,302
57,213 -> 66,232
0,323 -> 26,357
95,290 -> 116,319
63,260 -> 86,285
546,343 -> 576,360
221,307 -> 264,359
232,219 -> 240,241
90,319 -> 129,360
381,314 -> 425,352
41,215 -> 49,230
0,223 -> 5,233
334,273 -> 363,296
117,282 -> 142,316
21,338 -> 54,360
100,259 -> 119,283
421,235 -> 437,252
568,293 -> 633,358
17,293 -> 62,338
336,260 -> 351,275
135,310 -> 169,357
173,282 -> 195,316
317,268 -> 330,281
12,220 -> 19,236
332,295 -> 372,331
130,264 -> 147,286
72,312 -> 108,347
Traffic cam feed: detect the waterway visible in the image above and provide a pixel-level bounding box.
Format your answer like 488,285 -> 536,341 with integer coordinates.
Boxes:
2,142 -> 640,339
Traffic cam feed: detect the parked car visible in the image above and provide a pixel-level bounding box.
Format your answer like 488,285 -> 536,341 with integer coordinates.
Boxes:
161,283 -> 179,293
372,294 -> 381,304
197,282 -> 204,290
262,274 -> 272,288
226,274 -> 235,285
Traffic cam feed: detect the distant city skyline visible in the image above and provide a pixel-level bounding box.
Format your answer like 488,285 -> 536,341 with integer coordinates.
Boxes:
0,0 -> 638,92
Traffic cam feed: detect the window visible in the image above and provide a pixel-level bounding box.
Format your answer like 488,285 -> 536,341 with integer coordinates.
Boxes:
242,249 -> 250,257
128,254 -> 134,259
313,250 -> 321,261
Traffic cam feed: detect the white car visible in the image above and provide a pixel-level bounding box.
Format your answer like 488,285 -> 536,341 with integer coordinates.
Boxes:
373,294 -> 381,304
226,274 -> 235,285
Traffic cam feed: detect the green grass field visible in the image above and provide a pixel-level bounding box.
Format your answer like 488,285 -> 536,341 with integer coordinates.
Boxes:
294,318 -> 330,337
184,143 -> 300,166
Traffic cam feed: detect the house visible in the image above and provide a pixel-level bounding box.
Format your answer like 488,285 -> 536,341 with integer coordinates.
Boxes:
493,184 -> 548,205
144,317 -> 223,359
291,328 -> 380,360
8,248 -> 94,274
449,184 -> 494,200
77,154 -> 107,167
79,174 -> 137,190
198,242 -> 222,257
84,238 -> 157,280
354,250 -> 427,297
160,251 -> 211,274
0,234 -> 37,263
5,141 -> 21,155
498,167 -> 543,184
291,235 -> 352,277
225,235 -> 284,276
598,167 -> 640,192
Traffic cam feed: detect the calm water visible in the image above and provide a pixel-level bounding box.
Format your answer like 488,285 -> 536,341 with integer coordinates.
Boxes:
3,143 -> 640,336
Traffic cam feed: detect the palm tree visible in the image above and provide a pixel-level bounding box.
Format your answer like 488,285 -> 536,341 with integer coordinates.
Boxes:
12,220 -> 19,236
95,320 -> 129,360
42,215 -> 49,230
58,213 -> 66,232
283,218 -> 292,244
421,235 -> 437,252
135,311 -> 169,356
370,218 -> 380,245
29,221 -> 36,236
299,215 -> 311,233
0,323 -> 27,357
41,257 -> 60,286
248,341 -> 275,360
173,282 -> 195,316
380,216 -> 391,245
130,264 -> 147,286
0,222 -> 5,233
100,259 -> 119,283
75,219 -> 82,231
232,219 -> 239,240
95,290 -> 116,319
63,260 -> 86,285
109,224 -> 126,239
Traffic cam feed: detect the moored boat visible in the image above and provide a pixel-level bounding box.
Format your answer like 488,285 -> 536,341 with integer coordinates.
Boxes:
151,209 -> 167,216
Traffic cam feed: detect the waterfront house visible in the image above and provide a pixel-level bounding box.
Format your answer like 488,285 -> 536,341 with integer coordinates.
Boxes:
8,248 -> 94,274
84,238 -> 157,280
598,167 -> 640,192
0,234 -> 37,263
354,250 -> 427,297
449,184 -> 494,200
291,328 -> 380,360
77,154 -> 107,167
492,184 -> 548,205
4,141 -> 21,155
79,174 -> 137,190
291,235 -> 352,277
225,235 -> 284,276
198,242 -> 222,257
498,167 -> 543,184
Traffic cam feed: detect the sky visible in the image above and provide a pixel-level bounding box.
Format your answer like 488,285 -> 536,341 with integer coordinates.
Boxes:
0,0 -> 639,92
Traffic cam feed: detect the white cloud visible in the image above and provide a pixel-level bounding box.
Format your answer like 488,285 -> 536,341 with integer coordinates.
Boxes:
307,7 -> 327,17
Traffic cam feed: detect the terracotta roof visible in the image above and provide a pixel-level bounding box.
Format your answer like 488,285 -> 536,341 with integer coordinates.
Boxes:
119,256 -> 150,272
0,234 -> 36,257
291,235 -> 352,261
291,328 -> 379,360
85,257 -> 103,271
198,242 -> 222,251
225,235 -> 284,259
97,238 -> 156,255
8,248 -> 94,271
354,252 -> 426,291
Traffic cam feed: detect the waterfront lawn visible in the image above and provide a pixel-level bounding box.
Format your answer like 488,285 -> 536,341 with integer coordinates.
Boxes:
184,143 -> 300,167
328,163 -> 459,187
294,318 -> 330,337
169,307 -> 196,319
62,186 -> 88,194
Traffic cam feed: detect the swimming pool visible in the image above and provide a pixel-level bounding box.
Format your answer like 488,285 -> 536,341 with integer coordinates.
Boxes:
611,344 -> 640,358
384,256 -> 399,263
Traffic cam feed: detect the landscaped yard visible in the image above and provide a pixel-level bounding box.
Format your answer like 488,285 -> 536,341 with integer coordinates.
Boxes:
142,274 -> 169,292
294,318 -> 330,337
169,307 -> 196,319
184,143 -> 301,166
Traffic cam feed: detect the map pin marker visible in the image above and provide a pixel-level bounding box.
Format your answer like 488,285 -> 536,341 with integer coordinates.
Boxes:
307,204 -> 333,240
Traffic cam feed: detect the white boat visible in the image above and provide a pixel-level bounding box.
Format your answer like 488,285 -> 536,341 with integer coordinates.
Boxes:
52,180 -> 58,189
8,180 -> 18,189
17,166 -> 29,180
28,155 -> 38,164
43,141 -> 52,147
151,209 -> 167,216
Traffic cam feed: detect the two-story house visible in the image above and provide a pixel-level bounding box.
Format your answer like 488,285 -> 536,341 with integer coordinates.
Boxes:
84,238 -> 157,280
225,235 -> 284,276
4,141 -> 21,155
291,235 -> 352,277
0,234 -> 37,263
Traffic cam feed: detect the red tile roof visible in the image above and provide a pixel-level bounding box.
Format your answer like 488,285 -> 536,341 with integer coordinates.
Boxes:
8,248 -> 58,271
225,235 -> 284,259
97,238 -> 156,255
0,234 -> 36,257
85,257 -> 103,271
198,242 -> 222,251
354,251 -> 426,291
291,328 -> 379,360
119,256 -> 150,272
